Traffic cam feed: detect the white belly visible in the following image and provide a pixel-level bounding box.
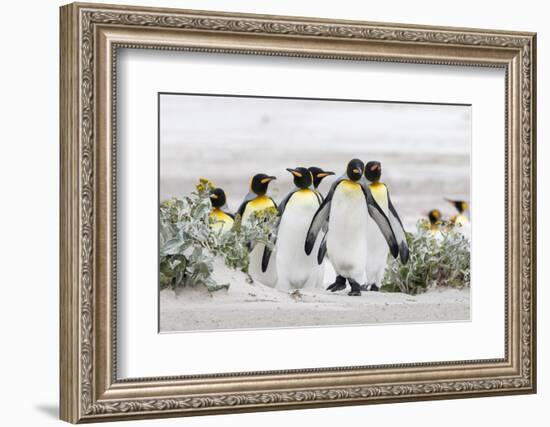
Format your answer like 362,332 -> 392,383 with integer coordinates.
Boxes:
366,215 -> 390,285
249,243 -> 278,287
276,190 -> 323,290
455,214 -> 471,240
327,182 -> 368,282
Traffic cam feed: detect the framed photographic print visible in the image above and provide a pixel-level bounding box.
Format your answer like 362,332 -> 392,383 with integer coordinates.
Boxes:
60,2 -> 537,423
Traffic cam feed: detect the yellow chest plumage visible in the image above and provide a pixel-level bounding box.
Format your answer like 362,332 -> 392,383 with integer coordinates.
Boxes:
210,208 -> 234,232
339,179 -> 362,192
369,182 -> 389,211
333,181 -> 364,209
242,196 -> 276,222
289,188 -> 319,204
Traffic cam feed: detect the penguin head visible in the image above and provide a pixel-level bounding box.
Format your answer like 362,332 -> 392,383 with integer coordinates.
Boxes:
428,209 -> 442,225
346,158 -> 364,182
364,161 -> 382,183
286,167 -> 313,189
250,173 -> 276,195
209,188 -> 226,208
308,166 -> 335,189
445,198 -> 468,213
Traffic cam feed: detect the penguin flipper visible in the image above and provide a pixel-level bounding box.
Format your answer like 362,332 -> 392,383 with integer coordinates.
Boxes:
261,217 -> 280,273
388,195 -> 409,264
304,198 -> 330,255
236,192 -> 256,217
317,233 -> 328,265
261,242 -> 274,273
305,176 -> 344,255
313,189 -> 324,204
236,201 -> 250,217
360,182 -> 399,259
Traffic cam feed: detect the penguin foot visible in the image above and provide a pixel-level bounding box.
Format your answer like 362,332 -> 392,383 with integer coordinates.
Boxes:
326,275 -> 346,292
360,283 -> 380,291
327,282 -> 347,292
347,279 -> 362,297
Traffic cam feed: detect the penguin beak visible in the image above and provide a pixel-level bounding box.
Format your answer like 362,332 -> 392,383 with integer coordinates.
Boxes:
317,171 -> 335,178
286,168 -> 302,178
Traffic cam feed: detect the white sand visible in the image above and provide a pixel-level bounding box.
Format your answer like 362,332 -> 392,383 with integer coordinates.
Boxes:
160,261 -> 470,332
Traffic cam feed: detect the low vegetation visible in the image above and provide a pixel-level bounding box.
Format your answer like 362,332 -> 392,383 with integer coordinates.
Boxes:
382,220 -> 470,295
159,179 -> 278,292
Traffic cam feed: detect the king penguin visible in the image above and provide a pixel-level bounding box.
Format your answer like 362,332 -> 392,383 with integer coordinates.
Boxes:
446,199 -> 469,226
307,166 -> 335,278
270,167 -> 324,290
426,209 -> 444,240
445,198 -> 470,239
209,188 -> 234,233
308,166 -> 335,200
237,173 -> 278,287
362,161 -> 409,291
428,209 -> 442,232
305,159 -> 399,296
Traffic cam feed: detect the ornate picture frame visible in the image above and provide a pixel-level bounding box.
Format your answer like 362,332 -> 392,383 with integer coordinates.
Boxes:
60,2 -> 536,423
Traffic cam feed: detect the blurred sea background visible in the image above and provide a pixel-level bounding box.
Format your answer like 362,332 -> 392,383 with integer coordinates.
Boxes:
160,94 -> 470,231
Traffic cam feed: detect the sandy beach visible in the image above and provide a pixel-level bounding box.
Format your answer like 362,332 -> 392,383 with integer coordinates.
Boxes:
160,262 -> 470,332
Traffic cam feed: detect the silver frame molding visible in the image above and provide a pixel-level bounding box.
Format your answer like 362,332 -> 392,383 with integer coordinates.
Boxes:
60,2 -> 536,423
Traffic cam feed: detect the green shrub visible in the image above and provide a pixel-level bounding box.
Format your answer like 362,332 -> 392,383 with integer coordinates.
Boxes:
159,180 -> 278,292
382,220 -> 470,295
